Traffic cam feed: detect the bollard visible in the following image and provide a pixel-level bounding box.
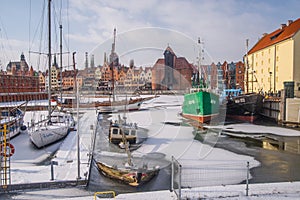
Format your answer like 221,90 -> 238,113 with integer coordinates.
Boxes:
246,161 -> 249,196
50,160 -> 58,180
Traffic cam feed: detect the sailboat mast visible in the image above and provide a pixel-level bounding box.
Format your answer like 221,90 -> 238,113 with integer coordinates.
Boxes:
60,24 -> 63,103
48,0 -> 52,120
111,28 -> 116,102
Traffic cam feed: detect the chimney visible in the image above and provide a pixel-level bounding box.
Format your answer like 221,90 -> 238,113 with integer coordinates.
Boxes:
287,20 -> 293,26
280,24 -> 286,29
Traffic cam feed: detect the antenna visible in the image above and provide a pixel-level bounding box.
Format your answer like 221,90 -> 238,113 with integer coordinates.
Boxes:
245,39 -> 249,93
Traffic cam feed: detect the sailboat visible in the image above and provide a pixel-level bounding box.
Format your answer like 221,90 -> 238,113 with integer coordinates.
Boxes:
96,95 -> 159,186
95,28 -> 156,113
28,0 -> 75,148
96,122 -> 159,186
181,39 -> 219,123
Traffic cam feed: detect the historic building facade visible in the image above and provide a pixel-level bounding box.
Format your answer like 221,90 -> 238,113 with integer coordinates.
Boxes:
152,46 -> 194,90
246,18 -> 300,97
0,54 -> 47,103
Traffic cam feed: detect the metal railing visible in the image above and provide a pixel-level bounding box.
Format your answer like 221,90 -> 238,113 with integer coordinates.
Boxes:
171,157 -> 251,200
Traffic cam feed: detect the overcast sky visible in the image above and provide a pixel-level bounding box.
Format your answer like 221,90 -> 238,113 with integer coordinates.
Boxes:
0,0 -> 299,71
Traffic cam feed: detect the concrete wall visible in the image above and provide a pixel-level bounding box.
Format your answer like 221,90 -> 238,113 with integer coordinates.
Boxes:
286,98 -> 300,122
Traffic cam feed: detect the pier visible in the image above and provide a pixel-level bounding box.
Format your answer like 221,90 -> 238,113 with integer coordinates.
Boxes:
0,180 -> 87,193
261,97 -> 300,127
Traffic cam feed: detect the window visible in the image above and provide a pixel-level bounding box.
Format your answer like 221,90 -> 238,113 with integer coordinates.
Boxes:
276,56 -> 279,62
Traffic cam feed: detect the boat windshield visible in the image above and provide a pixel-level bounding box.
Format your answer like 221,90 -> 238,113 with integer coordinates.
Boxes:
131,130 -> 136,136
124,129 -> 130,135
112,128 -> 119,135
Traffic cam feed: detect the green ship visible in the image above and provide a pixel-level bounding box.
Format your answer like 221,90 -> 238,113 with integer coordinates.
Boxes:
182,88 -> 219,123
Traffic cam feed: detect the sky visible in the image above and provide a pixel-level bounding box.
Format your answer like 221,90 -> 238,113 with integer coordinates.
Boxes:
0,0 -> 300,71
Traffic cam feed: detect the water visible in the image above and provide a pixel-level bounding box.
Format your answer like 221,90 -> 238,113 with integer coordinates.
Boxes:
215,130 -> 300,183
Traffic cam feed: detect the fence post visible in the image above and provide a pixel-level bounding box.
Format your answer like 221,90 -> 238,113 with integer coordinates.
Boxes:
178,162 -> 181,200
171,156 -> 174,192
246,161 -> 249,196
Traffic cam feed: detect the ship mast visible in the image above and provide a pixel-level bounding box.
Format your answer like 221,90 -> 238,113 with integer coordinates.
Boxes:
47,0 -> 52,121
110,28 -> 116,102
197,37 -> 206,87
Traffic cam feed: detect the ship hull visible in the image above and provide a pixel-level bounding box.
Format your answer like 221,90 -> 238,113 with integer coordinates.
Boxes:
182,90 -> 219,123
0,108 -> 24,141
28,112 -> 75,148
96,161 -> 159,187
226,93 -> 264,122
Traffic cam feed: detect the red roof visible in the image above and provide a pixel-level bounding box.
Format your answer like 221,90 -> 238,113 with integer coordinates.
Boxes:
248,18 -> 300,54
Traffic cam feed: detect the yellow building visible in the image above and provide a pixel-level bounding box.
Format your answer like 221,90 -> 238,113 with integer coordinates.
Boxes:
246,18 -> 300,97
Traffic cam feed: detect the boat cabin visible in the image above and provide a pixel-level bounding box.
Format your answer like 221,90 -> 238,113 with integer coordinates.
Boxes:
109,123 -> 137,145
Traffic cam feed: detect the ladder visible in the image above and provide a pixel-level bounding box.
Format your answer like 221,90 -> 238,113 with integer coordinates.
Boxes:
0,124 -> 11,188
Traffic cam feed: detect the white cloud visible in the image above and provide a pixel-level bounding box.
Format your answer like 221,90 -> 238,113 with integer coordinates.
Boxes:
1,0 -> 300,70
66,0 -> 273,67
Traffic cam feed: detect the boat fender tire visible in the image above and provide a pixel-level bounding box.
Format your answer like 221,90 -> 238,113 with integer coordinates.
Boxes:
0,143 -> 15,157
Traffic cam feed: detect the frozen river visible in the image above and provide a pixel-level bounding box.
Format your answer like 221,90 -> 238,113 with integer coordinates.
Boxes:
7,95 -> 300,195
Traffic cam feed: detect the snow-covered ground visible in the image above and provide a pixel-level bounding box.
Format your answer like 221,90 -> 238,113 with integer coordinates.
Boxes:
4,95 -> 300,199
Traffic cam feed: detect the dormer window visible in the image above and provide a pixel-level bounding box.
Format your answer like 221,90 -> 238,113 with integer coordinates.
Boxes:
270,31 -> 283,40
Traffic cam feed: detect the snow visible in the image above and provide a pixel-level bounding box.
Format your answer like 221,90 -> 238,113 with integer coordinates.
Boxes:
4,95 -> 300,199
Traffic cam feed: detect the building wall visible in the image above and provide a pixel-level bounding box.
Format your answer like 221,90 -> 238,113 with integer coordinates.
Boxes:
248,39 -> 294,94
0,74 -> 39,93
294,31 -> 300,97
278,40 -> 294,91
235,61 -> 245,91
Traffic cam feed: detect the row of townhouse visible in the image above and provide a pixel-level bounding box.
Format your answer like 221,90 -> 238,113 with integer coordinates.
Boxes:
41,61 -> 153,92
2,47 -> 246,98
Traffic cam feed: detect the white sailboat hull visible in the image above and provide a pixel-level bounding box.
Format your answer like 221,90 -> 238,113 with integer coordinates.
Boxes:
97,100 -> 142,113
28,112 -> 75,148
29,124 -> 70,148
